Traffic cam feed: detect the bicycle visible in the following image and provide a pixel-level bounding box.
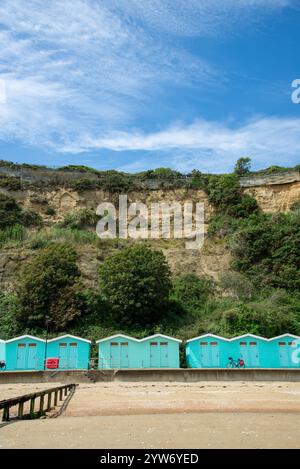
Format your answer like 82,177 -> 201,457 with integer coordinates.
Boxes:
0,360 -> 6,371
226,357 -> 245,368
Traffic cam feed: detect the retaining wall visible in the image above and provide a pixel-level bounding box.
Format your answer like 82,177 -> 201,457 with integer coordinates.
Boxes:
1,368 -> 300,384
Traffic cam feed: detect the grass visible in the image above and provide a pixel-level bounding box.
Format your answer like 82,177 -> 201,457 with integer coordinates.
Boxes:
0,224 -> 27,247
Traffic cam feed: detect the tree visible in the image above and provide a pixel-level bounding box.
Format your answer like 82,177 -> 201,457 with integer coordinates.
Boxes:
17,243 -> 83,331
232,211 -> 300,291
207,174 -> 258,219
234,157 -> 251,176
0,291 -> 19,339
217,291 -> 299,337
99,244 -> 172,326
171,274 -> 213,315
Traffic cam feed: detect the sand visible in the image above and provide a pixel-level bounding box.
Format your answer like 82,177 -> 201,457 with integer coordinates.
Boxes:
1,381 -> 300,448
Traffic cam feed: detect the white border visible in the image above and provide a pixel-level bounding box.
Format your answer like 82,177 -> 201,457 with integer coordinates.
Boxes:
47,334 -> 92,344
268,333 -> 300,341
140,334 -> 182,343
5,334 -> 46,343
186,332 -> 300,344
96,333 -> 182,344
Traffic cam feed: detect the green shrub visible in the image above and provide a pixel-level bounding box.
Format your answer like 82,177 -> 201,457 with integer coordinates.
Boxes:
0,193 -> 23,229
72,178 -> 98,191
60,208 -> 99,230
21,209 -> 43,227
0,175 -> 22,190
99,244 -> 172,327
0,292 -> 20,339
171,273 -> 213,315
17,243 -> 84,331
45,206 -> 56,216
219,271 -> 256,301
231,211 -> 300,291
100,171 -> 132,192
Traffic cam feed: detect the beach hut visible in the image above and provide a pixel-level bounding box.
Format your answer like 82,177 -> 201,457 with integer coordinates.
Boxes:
0,339 -> 5,363
185,334 -> 230,368
185,332 -> 300,368
5,335 -> 46,371
97,333 -> 182,369
268,334 -> 300,368
229,334 -> 270,368
140,334 -> 181,368
97,334 -> 140,369
46,335 -> 91,370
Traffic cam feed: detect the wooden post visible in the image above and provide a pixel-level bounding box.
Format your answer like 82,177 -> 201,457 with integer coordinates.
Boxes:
2,406 -> 9,422
54,390 -> 58,406
39,395 -> 44,415
46,392 -> 51,411
30,397 -> 35,417
59,389 -> 63,400
18,401 -> 24,419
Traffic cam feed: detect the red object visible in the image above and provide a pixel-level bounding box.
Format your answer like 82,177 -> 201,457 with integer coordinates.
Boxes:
46,358 -> 59,369
239,359 -> 245,366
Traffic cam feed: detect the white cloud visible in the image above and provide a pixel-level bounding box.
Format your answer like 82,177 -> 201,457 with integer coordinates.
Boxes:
64,117 -> 300,172
115,0 -> 294,37
0,0 -> 215,149
0,0 -> 297,160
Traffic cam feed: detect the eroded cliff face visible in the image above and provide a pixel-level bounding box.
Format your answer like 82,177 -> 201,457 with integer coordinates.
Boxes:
3,177 -> 300,224
0,178 -> 299,292
3,187 -> 213,223
243,181 -> 300,212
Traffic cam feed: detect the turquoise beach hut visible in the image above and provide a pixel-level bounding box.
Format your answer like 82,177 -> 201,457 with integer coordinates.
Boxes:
97,333 -> 181,369
185,334 -> 230,368
186,333 -> 300,369
269,334 -> 300,368
229,334 -> 269,368
46,334 -> 91,370
140,334 -> 181,368
5,335 -> 46,371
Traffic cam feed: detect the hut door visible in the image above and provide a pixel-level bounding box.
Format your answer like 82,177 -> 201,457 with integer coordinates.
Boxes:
249,342 -> 259,367
27,343 -> 37,369
210,342 -> 220,367
69,343 -> 78,369
120,342 -> 129,368
150,342 -> 160,367
278,342 -> 289,367
200,342 -> 210,367
110,342 -> 120,368
16,343 -> 26,369
160,342 -> 168,367
59,343 -> 68,369
239,342 -> 249,365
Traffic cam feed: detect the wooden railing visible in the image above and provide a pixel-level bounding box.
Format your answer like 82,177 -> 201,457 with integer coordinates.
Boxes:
0,384 -> 77,422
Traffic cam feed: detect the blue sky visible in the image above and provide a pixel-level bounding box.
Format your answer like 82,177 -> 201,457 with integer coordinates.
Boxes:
0,0 -> 300,173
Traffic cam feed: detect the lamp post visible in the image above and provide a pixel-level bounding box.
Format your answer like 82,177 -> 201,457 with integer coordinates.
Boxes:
44,316 -> 50,371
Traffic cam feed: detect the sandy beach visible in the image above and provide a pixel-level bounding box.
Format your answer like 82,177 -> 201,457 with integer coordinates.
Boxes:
1,381 -> 300,448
